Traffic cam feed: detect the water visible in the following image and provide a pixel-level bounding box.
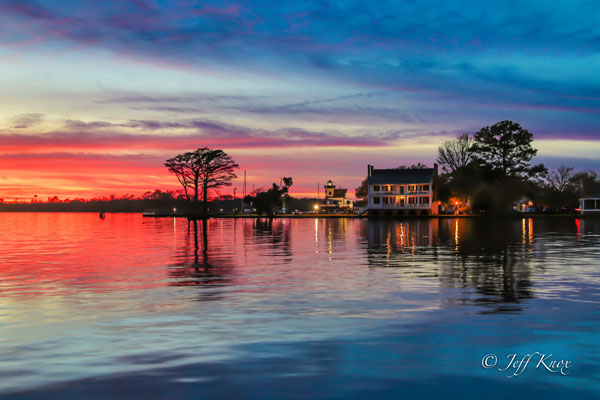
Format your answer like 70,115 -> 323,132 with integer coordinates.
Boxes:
0,213 -> 598,399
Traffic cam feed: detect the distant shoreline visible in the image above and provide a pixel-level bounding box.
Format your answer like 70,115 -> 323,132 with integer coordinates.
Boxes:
1,211 -> 597,219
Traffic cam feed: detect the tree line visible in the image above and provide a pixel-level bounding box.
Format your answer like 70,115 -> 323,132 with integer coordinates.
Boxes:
4,124 -> 598,215
356,120 -> 599,213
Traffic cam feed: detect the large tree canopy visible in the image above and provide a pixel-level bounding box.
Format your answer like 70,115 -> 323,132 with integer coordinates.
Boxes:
165,148 -> 238,216
472,120 -> 542,179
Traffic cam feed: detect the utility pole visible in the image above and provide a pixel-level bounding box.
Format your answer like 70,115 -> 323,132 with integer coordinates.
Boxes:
233,187 -> 237,212
242,170 -> 246,212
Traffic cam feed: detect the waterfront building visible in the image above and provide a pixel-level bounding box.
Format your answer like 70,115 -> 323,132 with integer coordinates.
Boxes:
365,164 -> 439,216
579,197 -> 600,215
320,180 -> 354,213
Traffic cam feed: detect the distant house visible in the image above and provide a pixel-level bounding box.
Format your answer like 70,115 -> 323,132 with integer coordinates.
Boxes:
365,164 -> 439,216
320,180 -> 353,213
579,197 -> 600,215
513,198 -> 535,213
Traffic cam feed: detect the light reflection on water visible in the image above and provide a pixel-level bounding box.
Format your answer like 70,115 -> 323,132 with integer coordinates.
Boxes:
0,213 -> 599,399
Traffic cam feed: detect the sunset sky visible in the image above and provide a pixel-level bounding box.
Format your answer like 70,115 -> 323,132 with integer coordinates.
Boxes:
1,0 -> 599,200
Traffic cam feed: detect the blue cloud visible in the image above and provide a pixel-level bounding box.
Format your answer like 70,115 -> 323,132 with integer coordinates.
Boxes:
1,0 -> 599,141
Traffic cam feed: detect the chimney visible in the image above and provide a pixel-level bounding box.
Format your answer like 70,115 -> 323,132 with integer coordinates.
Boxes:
368,164 -> 373,177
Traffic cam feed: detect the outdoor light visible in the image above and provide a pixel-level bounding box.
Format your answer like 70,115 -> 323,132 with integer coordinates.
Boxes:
173,208 -> 177,213
314,204 -> 319,210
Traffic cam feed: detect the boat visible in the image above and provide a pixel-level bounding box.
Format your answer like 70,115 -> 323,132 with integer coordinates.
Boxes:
142,211 -> 156,217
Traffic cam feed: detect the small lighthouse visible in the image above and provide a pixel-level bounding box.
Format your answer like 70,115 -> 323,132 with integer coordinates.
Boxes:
325,179 -> 336,198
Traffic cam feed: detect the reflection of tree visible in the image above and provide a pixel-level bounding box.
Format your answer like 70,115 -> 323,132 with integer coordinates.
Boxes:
439,219 -> 534,312
168,219 -> 232,301
249,218 -> 292,262
364,219 -> 536,313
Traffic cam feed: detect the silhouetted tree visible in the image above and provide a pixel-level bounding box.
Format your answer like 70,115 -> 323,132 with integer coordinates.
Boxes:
436,133 -> 474,173
547,166 -> 574,192
472,121 -> 546,180
355,177 -> 368,200
165,148 -> 239,216
397,163 -> 429,169
245,177 -> 293,216
570,170 -> 600,196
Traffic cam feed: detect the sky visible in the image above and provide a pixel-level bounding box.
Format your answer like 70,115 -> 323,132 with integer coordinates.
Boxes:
0,0 -> 599,200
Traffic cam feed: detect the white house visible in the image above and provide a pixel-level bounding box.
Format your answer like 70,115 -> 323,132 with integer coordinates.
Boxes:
365,164 -> 439,216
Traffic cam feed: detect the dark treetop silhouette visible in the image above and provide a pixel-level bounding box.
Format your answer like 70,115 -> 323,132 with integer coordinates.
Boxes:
436,133 -> 474,173
472,120 -> 546,180
245,177 -> 293,216
165,148 -> 239,217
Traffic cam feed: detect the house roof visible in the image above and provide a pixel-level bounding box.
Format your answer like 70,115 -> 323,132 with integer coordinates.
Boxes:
369,168 -> 435,184
329,188 -> 347,197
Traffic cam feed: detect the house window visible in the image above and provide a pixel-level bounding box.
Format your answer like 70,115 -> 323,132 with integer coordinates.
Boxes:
373,185 -> 380,192
408,196 -> 417,204
421,184 -> 429,192
420,196 -> 430,205
584,199 -> 595,209
383,185 -> 389,192
408,184 -> 416,192
398,185 -> 405,194
398,197 -> 405,206
373,196 -> 381,204
389,185 -> 395,192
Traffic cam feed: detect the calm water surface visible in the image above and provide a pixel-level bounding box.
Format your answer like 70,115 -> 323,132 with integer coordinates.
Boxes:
0,213 -> 598,399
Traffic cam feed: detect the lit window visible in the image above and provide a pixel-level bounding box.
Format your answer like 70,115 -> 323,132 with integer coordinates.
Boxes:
408,185 -> 416,192
408,196 -> 417,204
399,185 -> 405,194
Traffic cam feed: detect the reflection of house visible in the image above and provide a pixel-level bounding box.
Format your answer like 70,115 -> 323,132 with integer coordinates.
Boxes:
365,164 -> 439,216
321,180 -> 353,213
579,197 -> 600,215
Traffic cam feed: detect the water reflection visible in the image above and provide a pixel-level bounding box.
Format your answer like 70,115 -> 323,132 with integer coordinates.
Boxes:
165,217 -> 599,313
0,214 -> 599,398
363,218 -> 596,313
250,218 -> 293,261
168,219 -> 232,300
